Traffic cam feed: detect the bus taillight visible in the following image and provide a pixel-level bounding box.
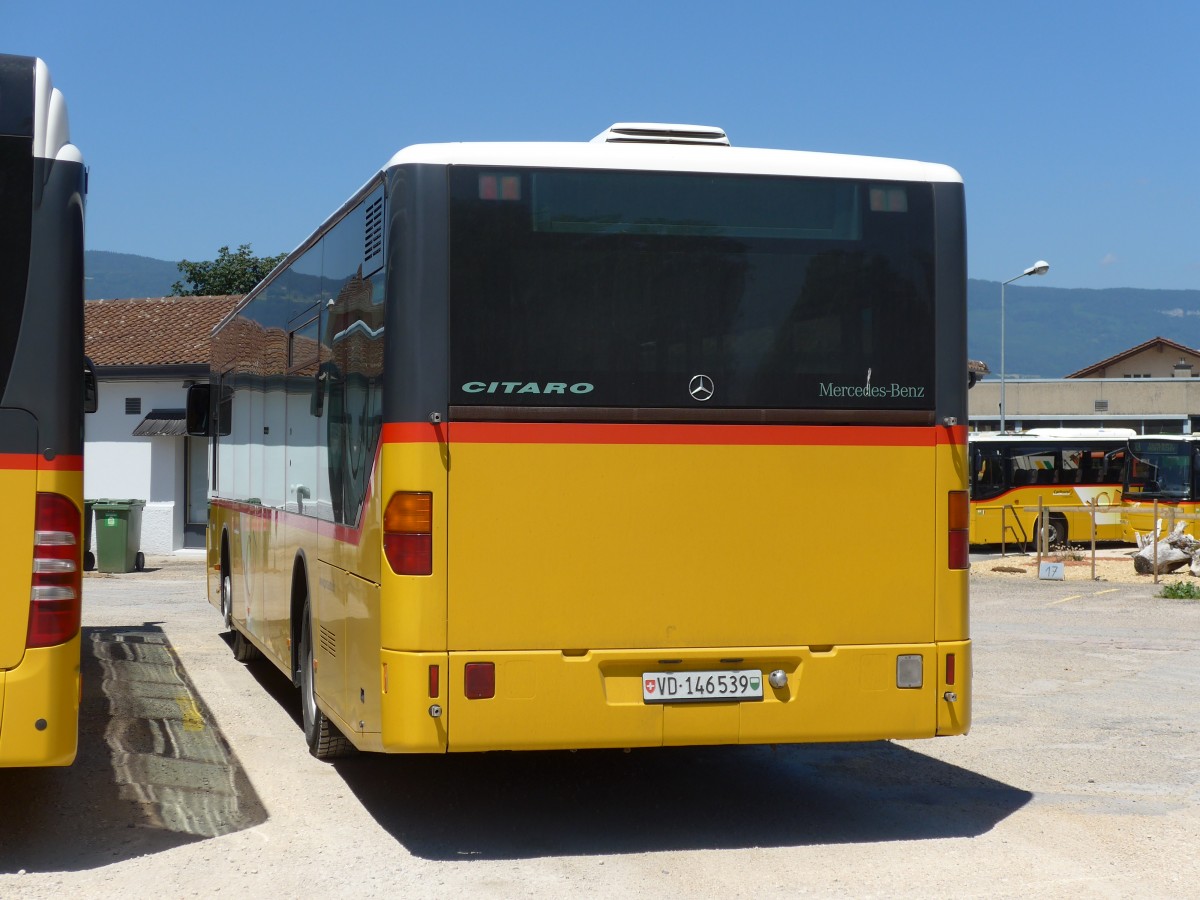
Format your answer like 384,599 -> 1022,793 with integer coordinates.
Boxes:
464,662 -> 495,699
384,492 -> 433,575
28,492 -> 82,648
948,490 -> 969,570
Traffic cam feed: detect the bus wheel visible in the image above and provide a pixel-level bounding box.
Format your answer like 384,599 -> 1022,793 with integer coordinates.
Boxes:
231,626 -> 261,663
221,573 -> 234,628
222,571 -> 261,662
299,603 -> 353,759
1042,515 -> 1067,548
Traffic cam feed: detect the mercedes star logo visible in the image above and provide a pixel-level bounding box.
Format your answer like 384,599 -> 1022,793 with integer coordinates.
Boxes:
688,374 -> 715,402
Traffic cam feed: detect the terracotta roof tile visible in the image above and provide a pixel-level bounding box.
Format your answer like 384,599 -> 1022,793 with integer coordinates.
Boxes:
85,295 -> 241,367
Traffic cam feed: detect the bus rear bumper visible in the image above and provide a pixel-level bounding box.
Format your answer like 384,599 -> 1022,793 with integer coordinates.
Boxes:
378,641 -> 970,753
0,635 -> 81,767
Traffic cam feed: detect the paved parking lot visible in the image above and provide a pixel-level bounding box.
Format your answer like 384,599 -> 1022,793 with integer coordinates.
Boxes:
1,555 -> 1197,898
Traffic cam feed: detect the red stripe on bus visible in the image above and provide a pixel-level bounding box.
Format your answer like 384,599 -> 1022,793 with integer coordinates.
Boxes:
382,421 -> 964,447
210,498 -> 363,545
0,453 -> 84,471
382,422 -> 444,443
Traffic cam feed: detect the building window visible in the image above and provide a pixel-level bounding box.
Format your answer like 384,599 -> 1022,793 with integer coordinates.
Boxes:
125,397 -> 141,415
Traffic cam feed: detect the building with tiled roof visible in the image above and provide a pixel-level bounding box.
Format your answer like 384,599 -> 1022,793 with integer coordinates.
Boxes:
1064,336 -> 1200,380
85,295 -> 239,375
84,295 -> 240,556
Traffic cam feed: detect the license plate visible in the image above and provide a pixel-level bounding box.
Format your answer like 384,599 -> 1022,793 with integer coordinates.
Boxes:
642,669 -> 763,703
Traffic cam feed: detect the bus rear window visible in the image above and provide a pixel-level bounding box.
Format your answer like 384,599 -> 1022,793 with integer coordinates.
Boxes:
1126,440 -> 1199,499
449,167 -> 936,411
529,171 -> 862,240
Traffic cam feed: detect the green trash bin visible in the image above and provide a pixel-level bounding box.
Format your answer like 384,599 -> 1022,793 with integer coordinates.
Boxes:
93,499 -> 146,573
83,500 -> 96,571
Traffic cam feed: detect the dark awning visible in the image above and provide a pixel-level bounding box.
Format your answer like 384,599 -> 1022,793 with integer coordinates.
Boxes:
132,408 -> 187,437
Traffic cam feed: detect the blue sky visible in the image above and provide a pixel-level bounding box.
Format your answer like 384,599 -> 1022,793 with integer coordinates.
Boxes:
9,1 -> 1200,290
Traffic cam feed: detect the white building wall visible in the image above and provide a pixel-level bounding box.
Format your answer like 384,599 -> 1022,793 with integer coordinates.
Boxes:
85,378 -> 191,554
969,377 -> 1200,433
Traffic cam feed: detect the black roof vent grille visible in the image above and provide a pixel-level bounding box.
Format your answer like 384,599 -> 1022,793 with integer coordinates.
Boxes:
591,123 -> 730,147
363,193 -> 384,276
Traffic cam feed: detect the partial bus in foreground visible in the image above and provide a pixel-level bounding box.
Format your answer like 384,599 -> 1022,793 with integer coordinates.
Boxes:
189,123 -> 970,757
1122,434 -> 1200,543
969,428 -> 1134,548
0,55 -> 91,767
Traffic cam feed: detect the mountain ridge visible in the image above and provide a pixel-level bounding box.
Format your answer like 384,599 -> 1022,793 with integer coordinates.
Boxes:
966,278 -> 1200,378
85,250 -> 181,301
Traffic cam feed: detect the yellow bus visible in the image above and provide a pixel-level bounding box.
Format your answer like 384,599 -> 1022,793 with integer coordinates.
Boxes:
189,122 -> 971,758
969,428 -> 1134,547
1122,434 -> 1200,543
0,55 -> 91,767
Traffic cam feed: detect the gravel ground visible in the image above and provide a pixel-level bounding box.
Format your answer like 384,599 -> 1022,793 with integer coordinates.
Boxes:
973,544 -> 1196,586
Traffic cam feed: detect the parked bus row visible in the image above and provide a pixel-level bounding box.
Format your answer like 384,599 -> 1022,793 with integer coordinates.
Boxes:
5,61 -> 977,764
968,428 -> 1200,548
4,52 -> 1194,768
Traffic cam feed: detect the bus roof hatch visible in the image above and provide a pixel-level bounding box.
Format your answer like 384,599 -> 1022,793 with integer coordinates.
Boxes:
591,123 -> 730,146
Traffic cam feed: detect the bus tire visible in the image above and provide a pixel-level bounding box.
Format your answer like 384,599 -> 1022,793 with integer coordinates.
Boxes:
299,602 -> 353,759
231,626 -> 261,663
223,570 -> 261,662
1046,514 -> 1067,548
221,571 -> 234,629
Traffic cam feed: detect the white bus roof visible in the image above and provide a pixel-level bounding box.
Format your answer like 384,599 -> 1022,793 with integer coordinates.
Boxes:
32,58 -> 82,165
970,428 -> 1136,442
1020,427 -> 1138,438
383,133 -> 962,184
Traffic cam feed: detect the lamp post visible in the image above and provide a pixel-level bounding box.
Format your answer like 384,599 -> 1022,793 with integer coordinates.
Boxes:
1000,260 -> 1050,431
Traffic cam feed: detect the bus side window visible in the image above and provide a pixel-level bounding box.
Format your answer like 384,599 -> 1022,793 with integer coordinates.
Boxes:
972,448 -> 1009,500
217,383 -> 233,436
322,196 -> 386,526
84,356 -> 99,414
286,312 -> 323,517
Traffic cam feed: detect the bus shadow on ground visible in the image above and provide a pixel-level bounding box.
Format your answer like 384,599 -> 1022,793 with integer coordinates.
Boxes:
333,739 -> 1031,860
0,624 -> 267,874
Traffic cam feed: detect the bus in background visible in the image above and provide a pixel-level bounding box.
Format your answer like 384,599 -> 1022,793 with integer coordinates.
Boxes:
189,122 -> 970,758
1122,434 -> 1200,543
0,55 -> 92,767
968,428 -> 1134,547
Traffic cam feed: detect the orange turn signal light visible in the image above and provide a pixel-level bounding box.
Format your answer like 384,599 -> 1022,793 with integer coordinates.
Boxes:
948,490 -> 969,531
385,491 -> 432,533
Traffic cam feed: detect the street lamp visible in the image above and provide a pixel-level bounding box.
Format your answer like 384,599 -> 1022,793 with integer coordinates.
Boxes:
1000,260 -> 1050,431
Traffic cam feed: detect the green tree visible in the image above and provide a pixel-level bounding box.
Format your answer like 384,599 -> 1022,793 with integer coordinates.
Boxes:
171,244 -> 286,296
